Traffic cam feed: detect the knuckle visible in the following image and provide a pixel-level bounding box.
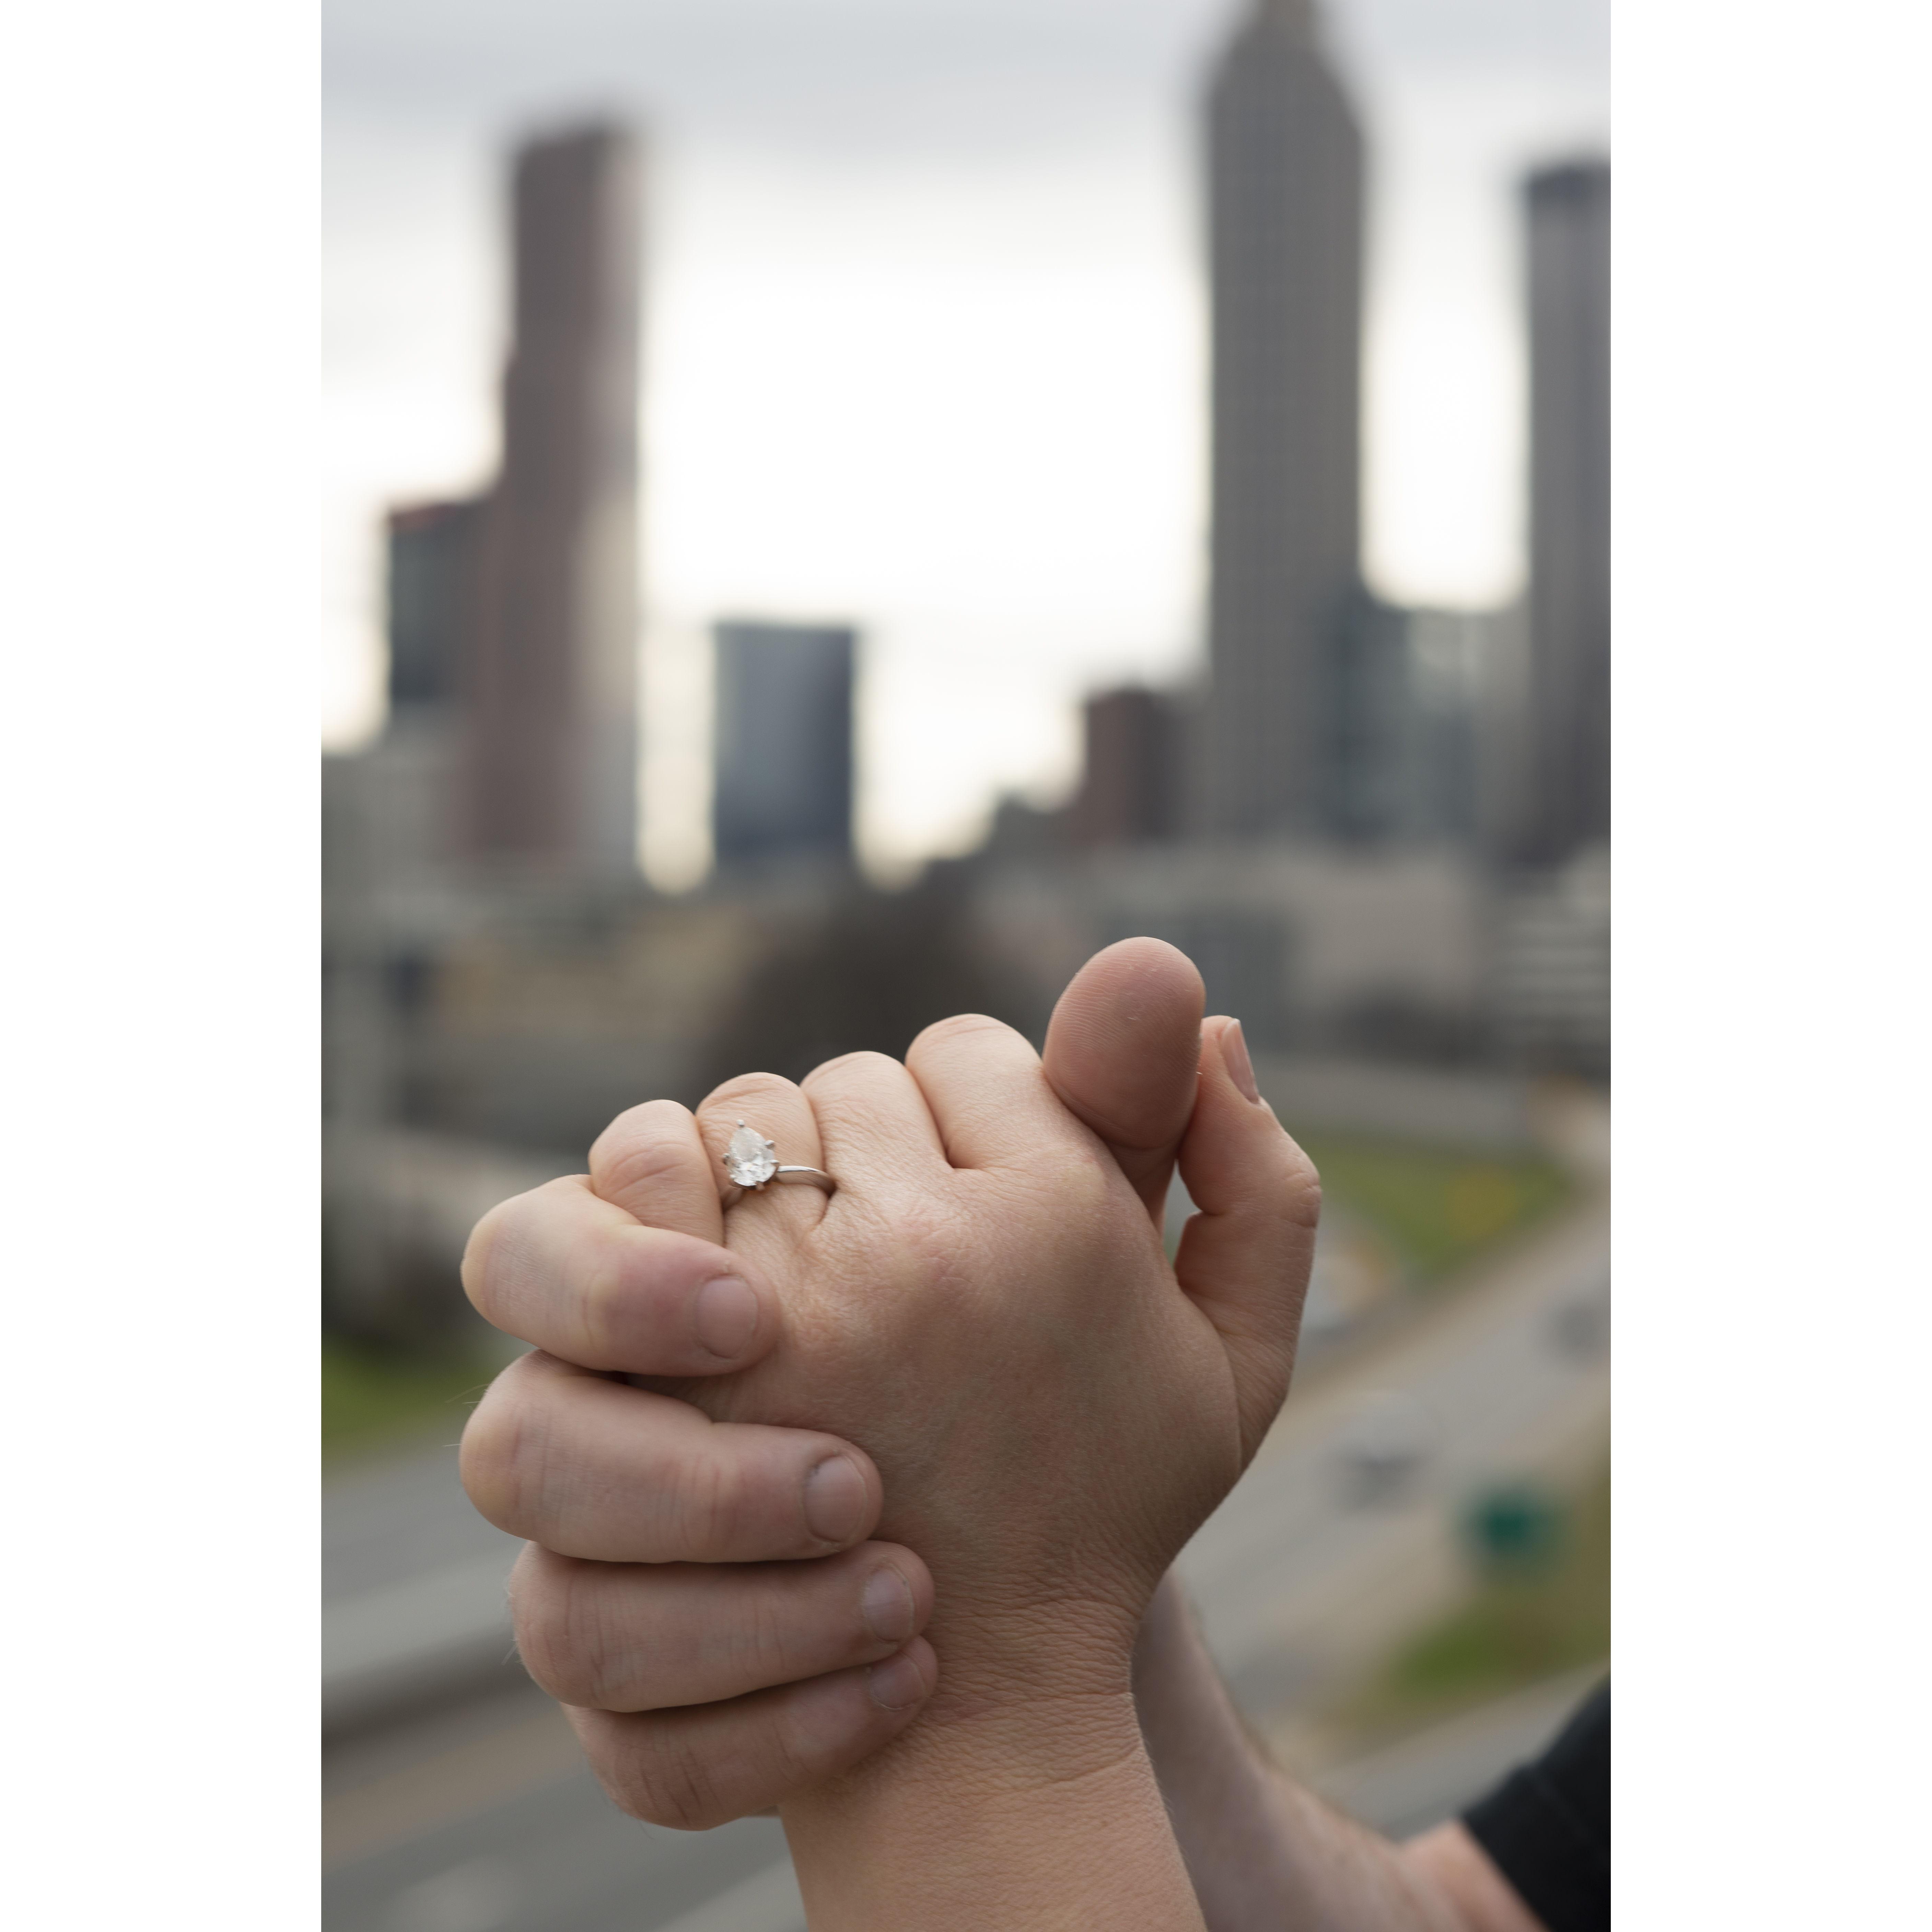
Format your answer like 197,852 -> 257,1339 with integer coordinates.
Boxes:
667,1444 -> 758,1559
616,1730 -> 731,1831
461,1177 -> 579,1320
1024,1142 -> 1112,1221
1267,1143 -> 1323,1230
592,1128 -> 697,1204
458,1363 -> 554,1536
590,1099 -> 688,1162
743,1570 -> 820,1682
457,1384 -> 528,1530
571,1582 -> 642,1712
771,1682 -> 854,1783
802,1048 -> 897,1088
515,1555 -> 614,1706
746,1598 -> 796,1684
883,1197 -> 973,1296
458,1197 -> 512,1312
578,1230 -> 641,1361
1290,1171 -> 1323,1230
703,1071 -> 794,1112
910,1012 -> 1010,1055
769,1723 -> 824,1791
508,1552 -> 573,1696
1070,1150 -> 1116,1214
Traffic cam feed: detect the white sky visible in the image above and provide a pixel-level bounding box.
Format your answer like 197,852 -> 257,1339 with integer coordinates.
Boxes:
323,0 -> 1606,884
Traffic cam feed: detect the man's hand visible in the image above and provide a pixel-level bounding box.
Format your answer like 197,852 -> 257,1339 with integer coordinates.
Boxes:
455,1166 -> 940,1827
459,939 -> 1318,1827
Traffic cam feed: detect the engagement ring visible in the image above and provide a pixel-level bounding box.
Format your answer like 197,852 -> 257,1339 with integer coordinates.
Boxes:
719,1120 -> 837,1209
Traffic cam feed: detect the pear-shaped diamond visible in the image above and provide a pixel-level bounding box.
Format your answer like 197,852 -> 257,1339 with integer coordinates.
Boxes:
725,1121 -> 778,1189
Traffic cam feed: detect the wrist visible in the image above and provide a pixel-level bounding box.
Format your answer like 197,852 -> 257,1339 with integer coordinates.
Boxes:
782,1701 -> 1205,1932
909,1576 -> 1149,1739
854,1677 -> 1147,1802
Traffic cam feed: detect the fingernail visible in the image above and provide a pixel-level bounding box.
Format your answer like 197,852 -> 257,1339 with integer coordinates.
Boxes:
1221,1019 -> 1262,1104
860,1566 -> 916,1644
693,1277 -> 760,1359
804,1455 -> 869,1545
866,1648 -> 927,1711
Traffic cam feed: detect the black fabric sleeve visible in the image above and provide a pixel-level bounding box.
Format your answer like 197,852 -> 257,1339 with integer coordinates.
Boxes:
1460,1680 -> 1609,1932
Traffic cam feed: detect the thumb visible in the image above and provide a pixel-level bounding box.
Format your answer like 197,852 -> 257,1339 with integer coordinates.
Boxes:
1175,1017 -> 1322,1461
1041,937 -> 1206,1220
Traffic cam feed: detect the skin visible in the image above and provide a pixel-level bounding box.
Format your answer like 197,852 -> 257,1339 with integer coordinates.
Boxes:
1131,1572 -> 1548,1932
460,939 -> 1546,1930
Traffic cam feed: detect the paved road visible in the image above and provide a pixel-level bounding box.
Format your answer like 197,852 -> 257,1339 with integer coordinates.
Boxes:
326,1687 -> 801,1932
1180,1192 -> 1610,1732
324,1423 -> 527,1734
325,1124 -> 1608,1931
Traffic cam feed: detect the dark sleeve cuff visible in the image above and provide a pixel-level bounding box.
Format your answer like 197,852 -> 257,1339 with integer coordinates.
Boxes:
1461,1681 -> 1609,1932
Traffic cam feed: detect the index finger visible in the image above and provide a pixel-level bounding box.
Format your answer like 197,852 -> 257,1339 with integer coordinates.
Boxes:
463,1175 -> 780,1375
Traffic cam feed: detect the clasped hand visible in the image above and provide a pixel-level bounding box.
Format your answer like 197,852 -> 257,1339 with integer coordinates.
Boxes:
459,939 -> 1319,1834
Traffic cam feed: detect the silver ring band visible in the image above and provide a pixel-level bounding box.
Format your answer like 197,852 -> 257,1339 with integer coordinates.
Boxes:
721,1166 -> 837,1210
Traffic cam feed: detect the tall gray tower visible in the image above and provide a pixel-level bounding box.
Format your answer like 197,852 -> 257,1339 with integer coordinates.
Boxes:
1202,0 -> 1365,837
465,123 -> 642,875
1522,159 -> 1610,861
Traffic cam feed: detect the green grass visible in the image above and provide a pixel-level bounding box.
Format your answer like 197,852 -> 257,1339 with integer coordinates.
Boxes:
1296,1134 -> 1571,1284
322,1335 -> 507,1459
1350,1462 -> 1610,1733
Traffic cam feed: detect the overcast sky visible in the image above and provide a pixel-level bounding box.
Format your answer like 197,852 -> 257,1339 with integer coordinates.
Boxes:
323,0 -> 1607,883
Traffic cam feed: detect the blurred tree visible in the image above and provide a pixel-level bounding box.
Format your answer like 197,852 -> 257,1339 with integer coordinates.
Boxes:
690,864 -> 1049,1097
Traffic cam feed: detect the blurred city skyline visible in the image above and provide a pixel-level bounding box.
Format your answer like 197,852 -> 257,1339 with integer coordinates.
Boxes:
322,30 -> 1612,1887
324,0 -> 1607,881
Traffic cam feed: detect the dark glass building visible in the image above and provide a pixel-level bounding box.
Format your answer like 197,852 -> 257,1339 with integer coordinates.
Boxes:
711,621 -> 856,870
1522,159 -> 1611,861
384,498 -> 487,713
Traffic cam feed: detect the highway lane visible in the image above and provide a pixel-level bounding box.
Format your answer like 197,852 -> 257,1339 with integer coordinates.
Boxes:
1181,1192 -> 1610,1727
328,1748 -> 799,1931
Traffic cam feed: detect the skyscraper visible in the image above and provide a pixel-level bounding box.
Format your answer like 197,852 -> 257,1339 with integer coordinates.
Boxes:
1522,159 -> 1610,861
1066,687 -> 1186,848
465,123 -> 642,874
1201,0 -> 1365,837
712,621 -> 856,870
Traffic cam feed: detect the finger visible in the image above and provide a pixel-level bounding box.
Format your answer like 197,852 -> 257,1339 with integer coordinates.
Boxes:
568,1639 -> 938,1831
463,1175 -> 777,1374
1174,1017 -> 1323,1460
589,1099 -> 723,1245
461,1352 -> 882,1561
696,1072 -> 830,1266
901,1013 -> 1079,1171
511,1539 -> 934,1713
800,1050 -> 950,1197
1041,937 -> 1206,1221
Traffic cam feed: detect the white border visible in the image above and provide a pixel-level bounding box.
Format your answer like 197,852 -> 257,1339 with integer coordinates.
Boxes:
1618,0 -> 1931,1920
9,0 -> 1932,1919
0,1 -> 319,1923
